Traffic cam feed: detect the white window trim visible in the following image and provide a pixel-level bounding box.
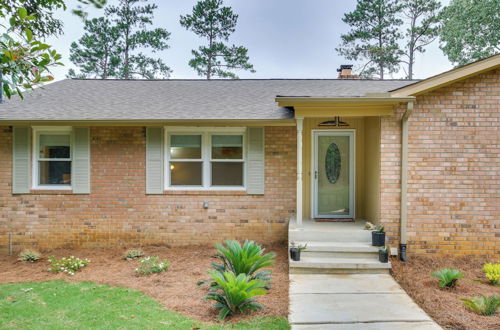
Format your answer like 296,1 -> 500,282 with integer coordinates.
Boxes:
164,127 -> 247,191
32,126 -> 73,190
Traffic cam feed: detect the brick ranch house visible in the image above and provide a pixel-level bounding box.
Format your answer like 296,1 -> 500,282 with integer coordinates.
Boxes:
0,55 -> 498,257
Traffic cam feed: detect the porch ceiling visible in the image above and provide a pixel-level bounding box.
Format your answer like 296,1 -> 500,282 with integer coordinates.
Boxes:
275,96 -> 415,117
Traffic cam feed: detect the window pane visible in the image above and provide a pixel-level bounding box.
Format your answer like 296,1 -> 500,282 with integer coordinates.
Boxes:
211,162 -> 243,186
39,161 -> 71,185
39,134 -> 70,158
170,162 -> 202,186
170,135 -> 201,159
212,135 -> 243,159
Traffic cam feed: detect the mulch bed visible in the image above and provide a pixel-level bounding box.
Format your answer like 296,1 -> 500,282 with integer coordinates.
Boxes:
391,256 -> 500,330
0,243 -> 289,323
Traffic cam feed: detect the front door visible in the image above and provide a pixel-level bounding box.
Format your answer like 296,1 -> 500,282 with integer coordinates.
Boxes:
313,130 -> 355,219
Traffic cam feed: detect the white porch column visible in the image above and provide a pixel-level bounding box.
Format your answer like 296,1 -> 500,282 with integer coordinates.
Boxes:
296,117 -> 304,228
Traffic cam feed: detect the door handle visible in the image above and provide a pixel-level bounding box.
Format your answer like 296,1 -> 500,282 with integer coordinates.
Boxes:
315,170 -> 318,179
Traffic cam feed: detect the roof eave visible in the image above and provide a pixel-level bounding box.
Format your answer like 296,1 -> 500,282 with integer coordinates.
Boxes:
390,53 -> 500,97
275,96 -> 416,107
0,118 -> 296,126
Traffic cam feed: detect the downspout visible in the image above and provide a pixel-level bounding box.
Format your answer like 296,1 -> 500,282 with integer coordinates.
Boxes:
400,101 -> 413,262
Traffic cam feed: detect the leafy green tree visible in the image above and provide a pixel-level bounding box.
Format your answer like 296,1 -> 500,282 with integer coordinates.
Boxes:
336,0 -> 404,79
68,17 -> 121,79
401,0 -> 441,79
71,0 -> 107,18
105,0 -> 171,79
439,0 -> 500,66
0,1 -> 106,99
1,0 -> 107,38
180,0 -> 255,79
1,0 -> 66,37
0,8 -> 62,99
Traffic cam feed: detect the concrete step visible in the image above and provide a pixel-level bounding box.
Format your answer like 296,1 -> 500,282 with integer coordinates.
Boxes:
289,229 -> 372,243
295,241 -> 380,259
289,256 -> 391,274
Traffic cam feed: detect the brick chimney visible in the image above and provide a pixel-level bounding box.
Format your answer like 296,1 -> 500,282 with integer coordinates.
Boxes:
337,64 -> 359,79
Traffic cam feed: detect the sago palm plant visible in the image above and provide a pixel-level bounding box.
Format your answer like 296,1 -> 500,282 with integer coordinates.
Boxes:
212,240 -> 276,282
431,268 -> 464,288
204,270 -> 267,320
461,295 -> 500,316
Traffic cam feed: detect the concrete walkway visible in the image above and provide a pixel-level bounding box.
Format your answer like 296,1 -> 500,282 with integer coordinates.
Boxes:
289,274 -> 442,329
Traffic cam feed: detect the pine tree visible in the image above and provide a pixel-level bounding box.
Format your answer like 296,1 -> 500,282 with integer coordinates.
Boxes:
336,0 -> 404,79
401,0 -> 441,79
180,0 -> 255,79
106,0 -> 171,79
68,17 -> 121,79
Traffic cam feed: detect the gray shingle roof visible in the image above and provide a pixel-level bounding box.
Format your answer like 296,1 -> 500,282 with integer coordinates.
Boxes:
0,79 -> 418,121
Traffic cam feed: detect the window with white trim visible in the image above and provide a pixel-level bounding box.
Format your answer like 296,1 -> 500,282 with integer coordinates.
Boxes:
165,128 -> 245,190
33,127 -> 72,189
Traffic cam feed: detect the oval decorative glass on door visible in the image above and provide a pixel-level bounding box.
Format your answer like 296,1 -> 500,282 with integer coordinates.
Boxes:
325,143 -> 341,184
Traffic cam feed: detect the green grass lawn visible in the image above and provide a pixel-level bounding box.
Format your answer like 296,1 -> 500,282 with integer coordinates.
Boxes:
0,280 -> 289,330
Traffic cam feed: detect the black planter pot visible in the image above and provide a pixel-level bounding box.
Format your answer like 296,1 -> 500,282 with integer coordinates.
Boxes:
372,231 -> 385,246
379,250 -> 389,263
290,248 -> 301,261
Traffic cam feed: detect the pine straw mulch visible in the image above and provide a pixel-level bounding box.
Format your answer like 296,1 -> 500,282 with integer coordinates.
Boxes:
391,255 -> 500,330
0,243 -> 289,323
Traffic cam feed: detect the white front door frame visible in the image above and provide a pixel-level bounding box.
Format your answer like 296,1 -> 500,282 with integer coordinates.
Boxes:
311,129 -> 356,219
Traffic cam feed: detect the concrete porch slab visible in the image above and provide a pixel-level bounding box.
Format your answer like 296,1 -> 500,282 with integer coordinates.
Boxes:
290,274 -> 404,294
289,274 -> 441,329
290,292 -> 432,324
292,321 -> 442,329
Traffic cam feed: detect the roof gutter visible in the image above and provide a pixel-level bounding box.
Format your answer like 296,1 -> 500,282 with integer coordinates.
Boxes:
400,101 -> 413,262
275,96 -> 416,107
0,118 -> 296,126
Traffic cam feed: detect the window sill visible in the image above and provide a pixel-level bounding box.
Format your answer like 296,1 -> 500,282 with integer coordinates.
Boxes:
164,189 -> 247,196
30,189 -> 74,195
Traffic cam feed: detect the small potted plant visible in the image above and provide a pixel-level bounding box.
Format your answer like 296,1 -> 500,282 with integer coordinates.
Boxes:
379,246 -> 389,263
372,226 -> 385,246
289,242 -> 307,261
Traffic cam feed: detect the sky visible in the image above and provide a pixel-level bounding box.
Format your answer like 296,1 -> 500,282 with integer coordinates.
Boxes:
46,0 -> 453,81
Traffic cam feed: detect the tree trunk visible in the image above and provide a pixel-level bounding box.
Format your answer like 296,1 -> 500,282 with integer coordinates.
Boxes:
378,14 -> 384,80
206,29 -> 213,80
103,56 -> 108,79
408,47 -> 414,80
207,54 -> 212,80
408,16 -> 417,80
123,1 -> 130,79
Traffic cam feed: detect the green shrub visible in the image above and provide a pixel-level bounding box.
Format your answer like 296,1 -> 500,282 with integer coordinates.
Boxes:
374,225 -> 385,233
213,240 -> 276,282
204,270 -> 267,320
461,295 -> 500,316
18,249 -> 41,262
290,241 -> 307,252
431,268 -> 463,288
48,256 -> 90,275
135,256 -> 168,275
124,249 -> 144,261
483,263 -> 500,286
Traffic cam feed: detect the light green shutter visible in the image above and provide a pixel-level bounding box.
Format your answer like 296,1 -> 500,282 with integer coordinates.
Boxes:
246,127 -> 265,194
12,126 -> 31,194
146,127 -> 164,194
72,127 -> 90,194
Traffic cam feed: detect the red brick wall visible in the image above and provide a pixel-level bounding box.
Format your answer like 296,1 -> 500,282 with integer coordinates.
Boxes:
0,126 -> 296,251
381,69 -> 500,256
